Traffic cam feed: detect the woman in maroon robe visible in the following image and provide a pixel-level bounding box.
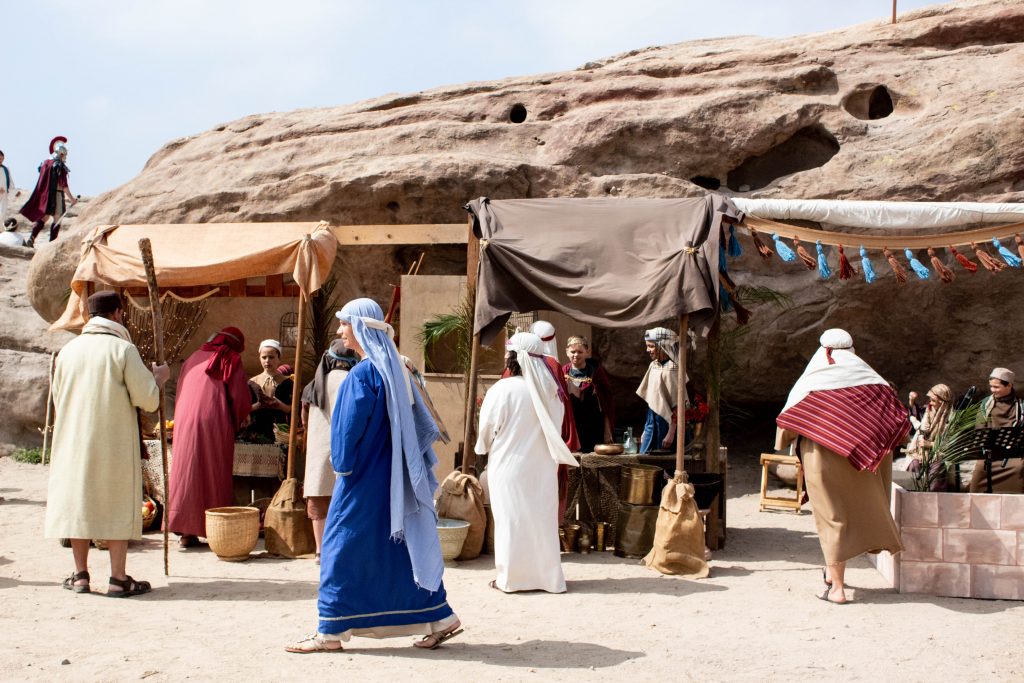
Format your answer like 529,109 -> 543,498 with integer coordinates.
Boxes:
167,327 -> 251,548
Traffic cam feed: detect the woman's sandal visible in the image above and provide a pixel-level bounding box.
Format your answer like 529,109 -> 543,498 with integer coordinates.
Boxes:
107,575 -> 152,598
413,622 -> 464,650
822,567 -> 833,588
284,634 -> 344,654
62,570 -> 90,594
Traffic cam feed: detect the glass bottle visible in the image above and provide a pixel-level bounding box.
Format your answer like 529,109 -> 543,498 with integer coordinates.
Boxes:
623,427 -> 638,454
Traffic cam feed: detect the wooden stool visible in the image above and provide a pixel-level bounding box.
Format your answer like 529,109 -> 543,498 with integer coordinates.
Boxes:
758,453 -> 804,512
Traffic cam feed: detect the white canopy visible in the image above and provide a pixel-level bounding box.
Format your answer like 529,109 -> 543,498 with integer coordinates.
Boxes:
732,199 -> 1024,229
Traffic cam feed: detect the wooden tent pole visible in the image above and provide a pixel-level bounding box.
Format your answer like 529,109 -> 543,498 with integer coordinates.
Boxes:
286,291 -> 306,480
138,238 -> 170,577
892,0 -> 897,24
461,216 -> 481,474
675,313 -> 690,476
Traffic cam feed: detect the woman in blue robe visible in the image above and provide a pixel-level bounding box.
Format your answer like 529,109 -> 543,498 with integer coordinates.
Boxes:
286,298 -> 462,653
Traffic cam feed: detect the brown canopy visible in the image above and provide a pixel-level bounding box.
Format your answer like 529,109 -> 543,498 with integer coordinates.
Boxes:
465,195 -> 743,344
53,222 -> 337,330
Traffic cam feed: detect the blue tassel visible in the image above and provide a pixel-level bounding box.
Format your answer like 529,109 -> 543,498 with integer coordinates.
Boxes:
992,238 -> 1022,268
905,248 -> 930,279
718,238 -> 728,273
727,225 -> 743,257
860,246 -> 876,284
816,241 -> 831,280
771,233 -> 796,262
719,284 -> 733,312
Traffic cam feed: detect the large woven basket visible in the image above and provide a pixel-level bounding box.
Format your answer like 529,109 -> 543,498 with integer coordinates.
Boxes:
437,518 -> 470,563
205,506 -> 260,561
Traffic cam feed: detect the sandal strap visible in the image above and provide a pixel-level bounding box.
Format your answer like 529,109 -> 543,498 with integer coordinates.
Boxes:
109,575 -> 150,591
73,570 -> 90,581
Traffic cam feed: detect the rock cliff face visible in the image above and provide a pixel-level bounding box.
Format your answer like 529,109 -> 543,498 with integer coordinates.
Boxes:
9,0 -> 1024,451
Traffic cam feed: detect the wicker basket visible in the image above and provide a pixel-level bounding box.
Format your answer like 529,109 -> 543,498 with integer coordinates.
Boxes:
437,518 -> 470,563
273,425 -> 290,445
205,506 -> 260,561
141,495 -> 160,531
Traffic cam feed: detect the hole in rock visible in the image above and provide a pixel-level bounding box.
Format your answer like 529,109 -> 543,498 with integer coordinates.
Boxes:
726,124 -> 840,192
509,104 -> 528,123
690,176 -> 721,191
842,84 -> 895,120
386,201 -> 400,212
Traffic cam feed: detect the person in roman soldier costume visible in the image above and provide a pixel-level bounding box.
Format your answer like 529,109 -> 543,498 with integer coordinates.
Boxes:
21,136 -> 77,248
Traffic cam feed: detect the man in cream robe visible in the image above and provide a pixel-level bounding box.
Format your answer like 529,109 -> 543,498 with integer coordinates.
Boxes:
45,291 -> 169,596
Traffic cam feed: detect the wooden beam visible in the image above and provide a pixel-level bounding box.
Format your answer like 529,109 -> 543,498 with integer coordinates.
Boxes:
331,223 -> 467,246
265,274 -> 284,297
228,279 -> 247,297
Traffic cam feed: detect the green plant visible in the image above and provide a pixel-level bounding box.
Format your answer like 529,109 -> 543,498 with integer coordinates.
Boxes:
304,275 -> 341,379
910,402 -> 982,492
418,288 -> 476,374
12,447 -> 43,464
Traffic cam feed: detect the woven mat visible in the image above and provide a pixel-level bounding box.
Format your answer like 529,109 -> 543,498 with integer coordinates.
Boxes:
563,454 -> 640,542
143,441 -> 285,502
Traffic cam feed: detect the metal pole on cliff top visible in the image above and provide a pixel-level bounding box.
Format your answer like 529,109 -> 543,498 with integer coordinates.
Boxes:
138,238 -> 170,577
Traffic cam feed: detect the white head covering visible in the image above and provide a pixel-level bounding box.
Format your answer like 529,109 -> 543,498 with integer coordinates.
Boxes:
782,329 -> 886,411
258,339 -> 283,354
507,332 -> 578,467
991,367 -> 1015,384
530,320 -> 559,359
644,327 -> 679,363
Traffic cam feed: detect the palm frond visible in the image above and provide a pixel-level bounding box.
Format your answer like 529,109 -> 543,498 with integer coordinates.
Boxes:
733,285 -> 794,309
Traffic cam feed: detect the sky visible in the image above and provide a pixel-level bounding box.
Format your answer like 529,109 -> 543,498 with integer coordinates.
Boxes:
3,0 -> 946,197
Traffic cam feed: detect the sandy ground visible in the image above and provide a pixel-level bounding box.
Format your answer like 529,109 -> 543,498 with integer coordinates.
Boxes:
1,453 -> 1021,683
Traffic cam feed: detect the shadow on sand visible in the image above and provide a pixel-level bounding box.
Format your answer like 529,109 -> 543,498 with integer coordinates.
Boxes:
354,638 -> 644,669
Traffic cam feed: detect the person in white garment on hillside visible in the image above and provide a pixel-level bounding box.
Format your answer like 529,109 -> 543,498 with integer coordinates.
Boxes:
475,332 -> 579,593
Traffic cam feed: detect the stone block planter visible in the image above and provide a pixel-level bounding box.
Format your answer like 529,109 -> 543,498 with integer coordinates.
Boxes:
870,485 -> 1024,600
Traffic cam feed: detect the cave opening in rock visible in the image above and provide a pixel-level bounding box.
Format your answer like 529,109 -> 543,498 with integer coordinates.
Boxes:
509,104 -> 528,123
690,176 -> 721,190
725,124 -> 840,192
868,86 -> 894,120
842,84 -> 895,120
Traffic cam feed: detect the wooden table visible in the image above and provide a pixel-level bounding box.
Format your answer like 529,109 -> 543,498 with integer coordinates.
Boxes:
143,440 -> 285,504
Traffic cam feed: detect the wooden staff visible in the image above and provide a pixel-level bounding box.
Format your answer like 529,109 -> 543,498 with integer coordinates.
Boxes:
138,238 -> 170,576
41,352 -> 56,466
285,291 -> 306,479
675,313 -> 690,477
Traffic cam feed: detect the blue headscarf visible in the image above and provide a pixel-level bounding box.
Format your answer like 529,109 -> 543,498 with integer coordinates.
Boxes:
336,298 -> 444,592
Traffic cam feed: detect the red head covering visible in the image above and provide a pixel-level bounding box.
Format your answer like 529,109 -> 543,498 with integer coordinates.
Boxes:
201,327 -> 245,381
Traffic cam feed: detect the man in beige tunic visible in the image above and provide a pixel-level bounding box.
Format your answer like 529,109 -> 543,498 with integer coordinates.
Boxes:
776,329 -> 908,604
45,291 -> 169,597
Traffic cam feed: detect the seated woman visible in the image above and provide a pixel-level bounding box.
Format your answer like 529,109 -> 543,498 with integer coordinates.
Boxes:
899,384 -> 953,489
562,336 -> 615,452
243,339 -> 294,442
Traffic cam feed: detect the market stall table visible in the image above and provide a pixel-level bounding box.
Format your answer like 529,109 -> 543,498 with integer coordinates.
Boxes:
143,440 -> 285,505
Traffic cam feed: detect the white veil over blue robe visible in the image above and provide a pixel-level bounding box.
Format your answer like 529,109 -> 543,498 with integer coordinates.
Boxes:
335,298 -> 444,592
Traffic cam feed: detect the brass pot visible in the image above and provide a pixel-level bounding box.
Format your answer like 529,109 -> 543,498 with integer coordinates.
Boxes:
619,464 -> 663,505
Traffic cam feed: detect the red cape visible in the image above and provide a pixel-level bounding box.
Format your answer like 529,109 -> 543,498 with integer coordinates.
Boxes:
20,158 -> 67,223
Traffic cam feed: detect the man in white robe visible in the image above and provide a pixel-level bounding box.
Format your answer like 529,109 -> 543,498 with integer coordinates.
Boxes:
45,291 -> 169,597
475,332 -> 579,593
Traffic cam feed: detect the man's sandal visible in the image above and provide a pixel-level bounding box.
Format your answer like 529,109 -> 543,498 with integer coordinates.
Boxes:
413,623 -> 464,650
62,570 -> 90,594
285,634 -> 344,654
107,575 -> 152,598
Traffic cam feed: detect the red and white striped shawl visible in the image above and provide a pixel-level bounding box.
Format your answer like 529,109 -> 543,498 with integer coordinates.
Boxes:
777,384 -> 910,471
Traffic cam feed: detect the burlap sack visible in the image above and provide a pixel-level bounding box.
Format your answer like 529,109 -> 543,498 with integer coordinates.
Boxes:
642,475 -> 709,578
435,471 -> 486,561
264,478 -> 316,558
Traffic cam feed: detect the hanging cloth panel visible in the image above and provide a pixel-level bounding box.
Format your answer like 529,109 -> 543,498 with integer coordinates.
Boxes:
466,195 -> 742,345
